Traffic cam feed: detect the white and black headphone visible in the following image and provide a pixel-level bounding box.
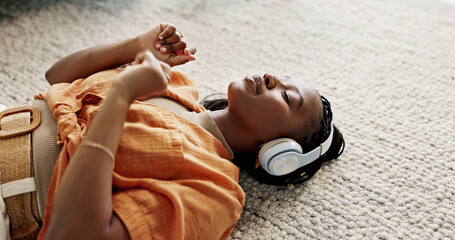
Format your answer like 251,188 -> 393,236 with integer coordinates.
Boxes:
258,123 -> 334,176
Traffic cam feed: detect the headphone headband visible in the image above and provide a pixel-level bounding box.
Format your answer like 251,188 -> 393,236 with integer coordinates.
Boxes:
320,122 -> 334,156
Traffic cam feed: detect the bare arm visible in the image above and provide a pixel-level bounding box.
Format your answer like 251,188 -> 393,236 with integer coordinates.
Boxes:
45,23 -> 196,85
45,51 -> 170,240
45,37 -> 142,85
45,86 -> 131,240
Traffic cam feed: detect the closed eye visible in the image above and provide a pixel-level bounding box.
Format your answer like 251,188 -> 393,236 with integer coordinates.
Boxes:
282,90 -> 290,104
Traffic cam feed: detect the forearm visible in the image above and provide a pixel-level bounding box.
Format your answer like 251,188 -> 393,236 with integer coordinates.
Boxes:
45,37 -> 142,85
46,85 -> 131,240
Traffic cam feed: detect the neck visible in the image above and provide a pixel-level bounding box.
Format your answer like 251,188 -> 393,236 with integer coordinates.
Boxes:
210,109 -> 257,153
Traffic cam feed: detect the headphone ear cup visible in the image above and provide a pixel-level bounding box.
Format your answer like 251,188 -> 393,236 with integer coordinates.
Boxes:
258,138 -> 303,175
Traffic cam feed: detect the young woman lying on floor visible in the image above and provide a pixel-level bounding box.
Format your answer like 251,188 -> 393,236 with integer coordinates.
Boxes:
0,23 -> 344,240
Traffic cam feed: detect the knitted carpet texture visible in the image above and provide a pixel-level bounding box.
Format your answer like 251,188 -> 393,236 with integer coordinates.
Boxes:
1,0 -> 454,239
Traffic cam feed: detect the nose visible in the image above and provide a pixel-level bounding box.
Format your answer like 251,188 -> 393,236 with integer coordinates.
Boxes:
263,73 -> 281,90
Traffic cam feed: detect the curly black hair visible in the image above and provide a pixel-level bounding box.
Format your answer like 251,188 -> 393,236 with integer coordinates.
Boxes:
201,93 -> 345,185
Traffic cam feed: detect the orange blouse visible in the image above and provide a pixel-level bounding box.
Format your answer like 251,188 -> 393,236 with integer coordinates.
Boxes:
36,69 -> 245,240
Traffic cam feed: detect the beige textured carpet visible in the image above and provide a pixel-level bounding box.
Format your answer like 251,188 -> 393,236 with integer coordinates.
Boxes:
1,0 -> 455,239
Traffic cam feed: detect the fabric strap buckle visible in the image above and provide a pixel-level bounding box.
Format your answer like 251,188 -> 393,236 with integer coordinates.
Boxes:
0,104 -> 42,239
0,106 -> 41,139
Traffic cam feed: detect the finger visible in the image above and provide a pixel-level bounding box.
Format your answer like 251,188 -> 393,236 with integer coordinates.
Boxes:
155,33 -> 182,48
175,49 -> 185,56
160,40 -> 187,54
167,54 -> 196,67
184,47 -> 197,56
159,23 -> 176,40
133,51 -> 147,64
134,50 -> 159,68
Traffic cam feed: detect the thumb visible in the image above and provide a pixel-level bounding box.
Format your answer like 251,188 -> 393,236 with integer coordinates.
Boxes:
168,55 -> 196,67
133,51 -> 146,64
160,61 -> 172,81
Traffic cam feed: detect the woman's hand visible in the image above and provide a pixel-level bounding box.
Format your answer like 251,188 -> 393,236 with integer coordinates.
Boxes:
113,50 -> 171,103
138,23 -> 196,67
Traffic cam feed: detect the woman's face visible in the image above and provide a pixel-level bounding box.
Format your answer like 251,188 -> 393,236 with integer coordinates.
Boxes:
227,73 -> 322,147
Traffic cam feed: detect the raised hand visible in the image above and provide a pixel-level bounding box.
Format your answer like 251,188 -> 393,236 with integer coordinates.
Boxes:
138,23 -> 196,67
114,50 -> 171,102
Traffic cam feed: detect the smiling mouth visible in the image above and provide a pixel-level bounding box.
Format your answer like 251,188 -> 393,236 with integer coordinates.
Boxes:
245,75 -> 261,95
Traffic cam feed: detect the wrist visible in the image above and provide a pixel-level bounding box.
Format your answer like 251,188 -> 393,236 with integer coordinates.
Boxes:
136,26 -> 161,52
127,36 -> 144,59
110,78 -> 136,105
133,35 -> 145,52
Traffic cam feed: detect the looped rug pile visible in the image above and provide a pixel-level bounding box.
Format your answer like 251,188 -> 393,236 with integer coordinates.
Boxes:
1,0 -> 454,239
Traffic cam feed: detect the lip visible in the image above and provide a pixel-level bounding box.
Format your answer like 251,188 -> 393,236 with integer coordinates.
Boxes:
253,75 -> 262,94
245,75 -> 261,95
245,76 -> 257,94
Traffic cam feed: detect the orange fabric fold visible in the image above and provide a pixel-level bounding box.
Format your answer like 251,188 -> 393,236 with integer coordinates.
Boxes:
36,69 -> 245,240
